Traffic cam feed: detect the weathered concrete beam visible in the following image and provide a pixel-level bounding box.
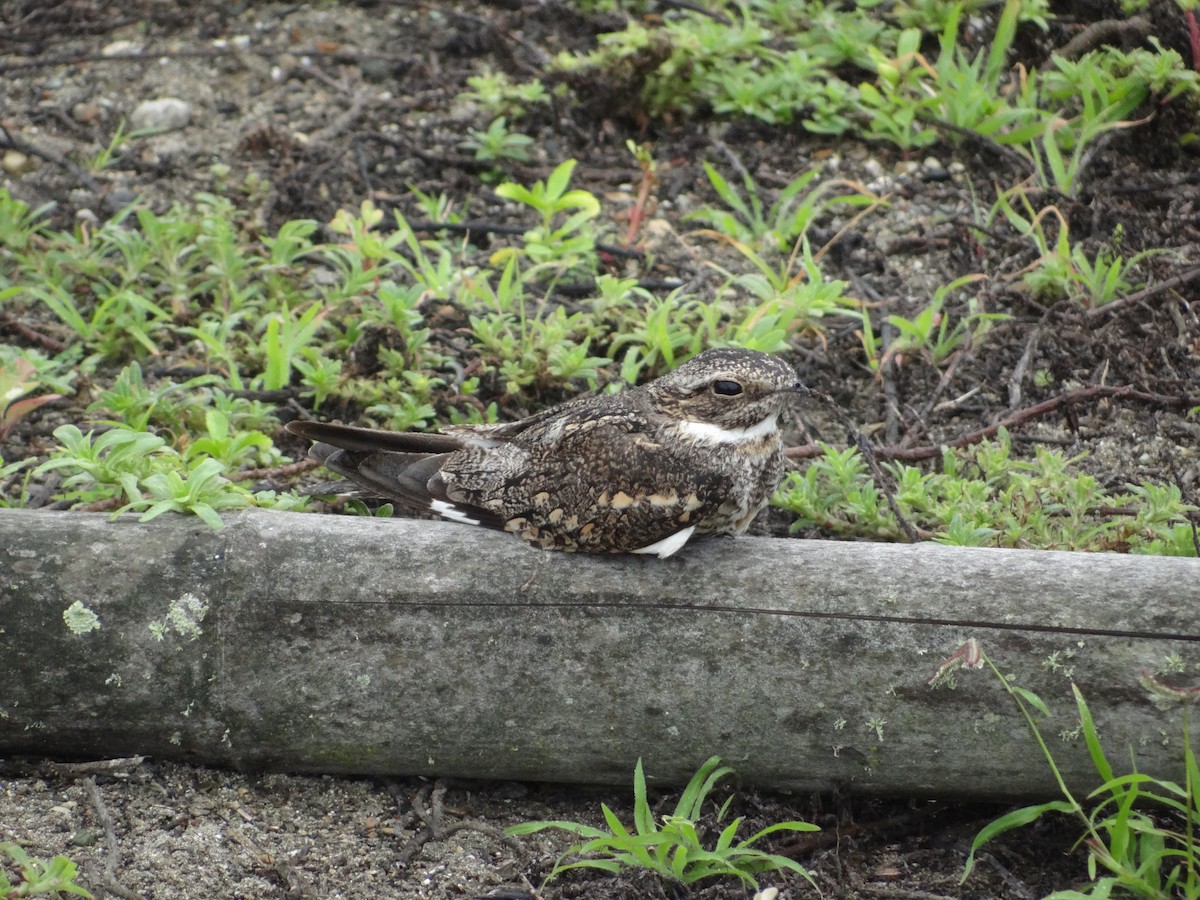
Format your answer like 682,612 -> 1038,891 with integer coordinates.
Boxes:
1,507 -> 1196,799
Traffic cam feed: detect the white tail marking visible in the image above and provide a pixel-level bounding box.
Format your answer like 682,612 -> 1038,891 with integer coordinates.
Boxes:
632,525 -> 697,559
431,499 -> 481,526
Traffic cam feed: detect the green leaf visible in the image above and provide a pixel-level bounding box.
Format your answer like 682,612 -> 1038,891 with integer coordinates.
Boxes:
963,801 -> 1075,881
601,802 -> 632,839
740,820 -> 821,845
1073,683 -> 1114,783
632,758 -> 655,835
1011,685 -> 1054,718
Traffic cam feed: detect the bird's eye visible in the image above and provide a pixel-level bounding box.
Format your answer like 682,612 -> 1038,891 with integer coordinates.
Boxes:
712,379 -> 743,396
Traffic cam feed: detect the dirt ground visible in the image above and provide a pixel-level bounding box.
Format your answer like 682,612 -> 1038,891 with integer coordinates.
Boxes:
1,1 -> 1198,898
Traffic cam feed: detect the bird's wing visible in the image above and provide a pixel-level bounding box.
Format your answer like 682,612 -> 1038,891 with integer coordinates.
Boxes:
286,420 -> 469,453
439,417 -> 733,552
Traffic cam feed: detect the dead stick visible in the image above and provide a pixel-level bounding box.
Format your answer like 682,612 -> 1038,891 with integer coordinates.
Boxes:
1086,265 -> 1200,319
788,385 -> 1197,463
807,388 -> 920,543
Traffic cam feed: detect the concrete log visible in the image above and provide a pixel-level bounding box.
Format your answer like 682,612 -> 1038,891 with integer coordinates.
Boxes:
1,507 -> 1196,799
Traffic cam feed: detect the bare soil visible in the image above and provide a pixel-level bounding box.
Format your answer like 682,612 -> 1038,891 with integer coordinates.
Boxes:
1,1 -> 1198,898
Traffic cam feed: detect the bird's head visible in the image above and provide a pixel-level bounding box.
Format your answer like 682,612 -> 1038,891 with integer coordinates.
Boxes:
647,348 -> 808,439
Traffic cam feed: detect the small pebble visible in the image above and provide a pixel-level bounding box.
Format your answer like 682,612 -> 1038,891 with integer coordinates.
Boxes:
101,39 -> 142,56
922,156 -> 950,181
103,189 -> 137,214
360,58 -> 393,82
213,34 -> 252,49
72,102 -> 102,124
2,150 -> 34,175
69,828 -> 103,848
129,98 -> 192,132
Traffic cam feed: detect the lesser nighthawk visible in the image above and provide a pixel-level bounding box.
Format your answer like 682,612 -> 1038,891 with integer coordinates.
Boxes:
286,347 -> 807,557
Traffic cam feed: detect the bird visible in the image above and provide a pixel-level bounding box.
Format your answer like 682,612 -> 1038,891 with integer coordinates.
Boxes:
285,347 -> 808,558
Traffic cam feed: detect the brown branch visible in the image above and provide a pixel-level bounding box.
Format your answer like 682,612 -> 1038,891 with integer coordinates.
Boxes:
1085,265 -> 1200,320
230,458 -> 318,483
788,385 -> 1198,463
806,387 -> 921,543
1056,17 -> 1153,60
82,777 -> 145,900
0,47 -> 238,75
0,312 -> 70,353
0,124 -> 101,194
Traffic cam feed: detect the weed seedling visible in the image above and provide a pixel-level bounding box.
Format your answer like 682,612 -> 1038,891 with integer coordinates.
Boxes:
0,842 -> 91,898
508,756 -> 818,890
493,160 -> 601,271
460,116 -> 534,167
955,648 -> 1200,899
0,353 -> 62,441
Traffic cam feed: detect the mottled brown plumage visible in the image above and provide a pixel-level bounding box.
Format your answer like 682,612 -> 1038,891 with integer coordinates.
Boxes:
286,348 -> 807,557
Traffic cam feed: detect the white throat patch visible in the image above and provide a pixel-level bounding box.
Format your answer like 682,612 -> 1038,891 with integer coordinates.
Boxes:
678,413 -> 778,445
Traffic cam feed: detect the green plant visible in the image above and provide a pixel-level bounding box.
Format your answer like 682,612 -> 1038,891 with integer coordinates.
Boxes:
859,27 -> 943,149
1030,44 -> 1197,195
115,456 -> 251,530
88,362 -> 219,436
0,842 -> 91,898
361,281 -> 442,370
774,430 -> 1198,554
923,0 -> 1045,143
992,194 -> 1162,307
460,69 -> 549,120
608,290 -> 709,383
707,235 -> 859,345
85,117 -> 155,173
293,350 -> 342,410
406,185 -> 463,226
853,0 -> 1193,195
460,116 -> 534,167
33,424 -> 301,528
0,192 -> 52,250
464,257 -> 609,392
507,756 -> 818,890
553,1 -> 887,126
684,164 -> 867,348
30,279 -> 169,359
33,425 -> 172,506
0,353 -> 62,441
184,409 -> 279,469
493,160 -> 601,270
253,302 -> 329,392
957,648 -> 1200,899
331,203 -> 468,303
0,455 -> 35,508
687,163 -> 854,254
860,274 -> 1008,370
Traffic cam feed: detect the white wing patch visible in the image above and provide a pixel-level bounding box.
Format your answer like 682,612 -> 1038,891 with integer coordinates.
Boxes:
632,525 -> 697,559
678,413 -> 778,445
430,499 -> 482,526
